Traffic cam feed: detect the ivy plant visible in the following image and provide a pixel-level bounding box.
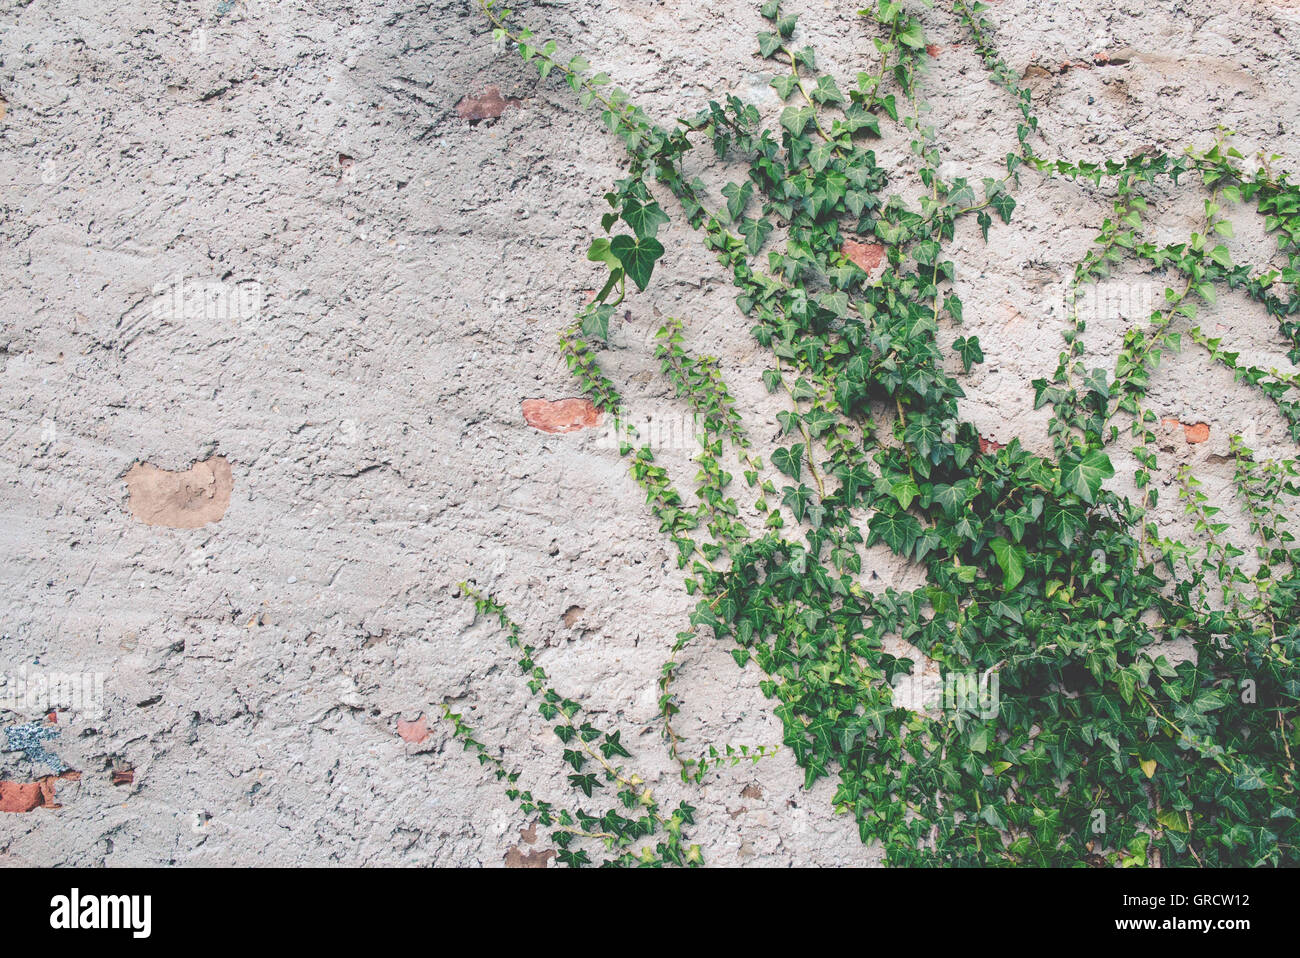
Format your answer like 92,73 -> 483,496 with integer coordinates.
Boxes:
446,0 -> 1300,867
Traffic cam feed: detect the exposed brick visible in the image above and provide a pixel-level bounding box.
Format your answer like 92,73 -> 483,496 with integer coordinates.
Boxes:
125,456 -> 233,529
979,435 -> 1006,455
504,845 -> 555,868
397,714 -> 430,744
0,781 -> 43,813
1161,417 -> 1210,444
0,771 -> 81,813
1093,49 -> 1134,66
843,240 -> 885,273
521,398 -> 601,434
456,86 -> 521,123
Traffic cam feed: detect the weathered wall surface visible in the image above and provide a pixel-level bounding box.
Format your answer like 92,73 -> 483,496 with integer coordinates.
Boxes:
1,0 -> 1297,865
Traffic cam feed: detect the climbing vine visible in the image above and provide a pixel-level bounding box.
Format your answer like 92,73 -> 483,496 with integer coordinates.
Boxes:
448,0 -> 1300,867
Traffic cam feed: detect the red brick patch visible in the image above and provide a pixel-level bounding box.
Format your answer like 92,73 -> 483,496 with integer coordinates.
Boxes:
397,714 -> 430,744
505,846 -> 555,868
522,398 -> 601,434
843,240 -> 885,273
456,86 -> 522,122
979,436 -> 1006,455
125,456 -> 233,529
1092,50 -> 1133,66
1162,417 -> 1210,444
0,772 -> 81,813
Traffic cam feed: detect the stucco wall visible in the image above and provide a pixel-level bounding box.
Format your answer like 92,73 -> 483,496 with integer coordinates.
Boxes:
2,0 -> 1298,865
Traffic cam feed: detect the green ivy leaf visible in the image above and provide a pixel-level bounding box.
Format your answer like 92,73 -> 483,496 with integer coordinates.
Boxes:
811,75 -> 844,105
773,444 -> 804,479
989,537 -> 1027,590
567,773 -> 601,797
609,234 -> 664,291
808,141 -> 835,173
990,191 -> 1016,223
739,216 -> 774,254
868,509 -> 922,555
889,476 -> 920,510
599,730 -> 632,759
802,408 -> 838,437
904,417 -> 943,461
581,304 -> 614,341
782,483 -> 812,522
953,335 -> 984,372
722,180 -> 754,222
1044,499 -> 1085,546
771,73 -> 798,100
622,195 -> 670,239
1060,449 -> 1115,504
780,105 -> 814,134
587,237 -> 620,268
897,18 -> 926,49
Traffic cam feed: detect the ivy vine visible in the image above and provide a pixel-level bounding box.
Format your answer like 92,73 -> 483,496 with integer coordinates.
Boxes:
447,0 -> 1300,867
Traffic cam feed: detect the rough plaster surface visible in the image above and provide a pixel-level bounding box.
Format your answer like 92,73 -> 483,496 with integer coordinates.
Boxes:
1,0 -> 1298,866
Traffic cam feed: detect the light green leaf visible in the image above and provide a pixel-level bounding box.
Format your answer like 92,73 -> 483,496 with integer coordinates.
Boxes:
1060,449 -> 1115,504
989,536 -> 1027,590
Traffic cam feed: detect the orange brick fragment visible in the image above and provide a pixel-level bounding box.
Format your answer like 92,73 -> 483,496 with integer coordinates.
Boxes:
397,714 -> 430,744
1162,417 -> 1210,444
0,772 -> 81,812
455,86 -> 521,122
521,398 -> 601,434
843,240 -> 885,272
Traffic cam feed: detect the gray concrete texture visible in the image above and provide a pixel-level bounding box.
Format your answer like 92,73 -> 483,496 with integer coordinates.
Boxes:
1,0 -> 1297,864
